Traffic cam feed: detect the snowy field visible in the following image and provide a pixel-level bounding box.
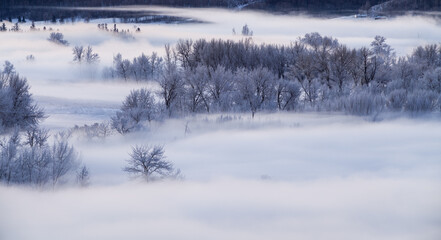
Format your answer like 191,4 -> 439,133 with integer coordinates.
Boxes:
0,6 -> 441,240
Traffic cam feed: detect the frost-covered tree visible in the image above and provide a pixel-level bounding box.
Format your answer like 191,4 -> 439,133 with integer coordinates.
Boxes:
158,44 -> 184,116
73,45 -> 99,63
276,79 -> 301,111
103,34 -> 441,119
106,52 -> 162,81
369,35 -> 394,87
76,165 -> 90,187
50,133 -> 78,187
24,127 -> 49,148
0,128 -> 83,188
301,32 -> 339,88
111,88 -> 160,134
405,90 -> 438,113
329,45 -> 356,94
343,88 -> 385,116
183,66 -> 211,113
124,145 -> 180,182
0,62 -> 45,131
72,46 -> 84,62
207,66 -> 234,112
113,53 -> 131,81
121,88 -> 158,123
84,46 -> 99,63
388,89 -> 407,111
0,130 -> 20,184
235,67 -> 277,117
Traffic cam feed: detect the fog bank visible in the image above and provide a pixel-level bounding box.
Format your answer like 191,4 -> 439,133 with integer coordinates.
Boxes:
1,177 -> 440,240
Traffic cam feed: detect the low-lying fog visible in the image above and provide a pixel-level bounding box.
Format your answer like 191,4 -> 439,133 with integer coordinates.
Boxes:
1,178 -> 440,240
1,6 -> 440,240
1,114 -> 440,240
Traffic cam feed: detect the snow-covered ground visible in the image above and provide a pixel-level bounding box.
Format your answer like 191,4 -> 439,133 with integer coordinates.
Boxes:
0,6 -> 440,240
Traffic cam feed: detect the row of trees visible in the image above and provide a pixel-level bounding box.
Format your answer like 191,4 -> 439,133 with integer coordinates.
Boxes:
104,52 -> 162,81
108,34 -> 441,133
0,129 -> 88,187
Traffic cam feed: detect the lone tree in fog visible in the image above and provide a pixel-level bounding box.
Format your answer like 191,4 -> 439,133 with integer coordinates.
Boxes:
124,145 -> 179,181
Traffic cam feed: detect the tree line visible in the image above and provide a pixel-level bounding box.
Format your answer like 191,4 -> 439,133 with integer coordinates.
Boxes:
1,0 -> 379,9
107,33 -> 440,133
5,0 -> 440,11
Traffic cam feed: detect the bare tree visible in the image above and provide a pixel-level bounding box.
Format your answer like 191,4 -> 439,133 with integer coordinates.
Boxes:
158,44 -> 183,116
85,46 -> 100,63
76,165 -> 90,187
24,127 -> 49,148
72,46 -> 84,62
73,45 -> 99,63
51,133 -> 78,187
0,64 -> 45,131
113,53 -> 131,81
124,145 -> 178,182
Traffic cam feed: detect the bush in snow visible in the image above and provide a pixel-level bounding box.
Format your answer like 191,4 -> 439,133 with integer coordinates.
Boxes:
48,32 -> 69,46
111,88 -> 161,134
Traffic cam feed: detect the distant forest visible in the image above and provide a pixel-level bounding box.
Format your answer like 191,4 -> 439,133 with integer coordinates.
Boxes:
2,0 -> 382,9
3,0 -> 433,10
2,0 -> 441,16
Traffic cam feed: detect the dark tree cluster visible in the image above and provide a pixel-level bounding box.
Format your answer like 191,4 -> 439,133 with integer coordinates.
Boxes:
110,33 -> 441,132
375,0 -> 441,11
2,0 -> 440,24
97,23 -> 136,40
2,0 -> 247,8
257,0 -> 385,11
48,32 -> 69,45
1,0 -> 389,9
